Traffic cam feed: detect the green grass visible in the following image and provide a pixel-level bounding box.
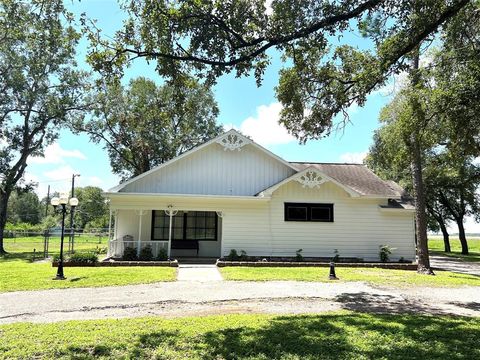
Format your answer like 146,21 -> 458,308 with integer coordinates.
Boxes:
0,257 -> 176,292
429,237 -> 480,262
220,267 -> 480,287
3,235 -> 109,261
0,313 -> 479,359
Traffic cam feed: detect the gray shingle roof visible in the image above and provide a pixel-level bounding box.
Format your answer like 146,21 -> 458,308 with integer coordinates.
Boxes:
290,162 -> 404,197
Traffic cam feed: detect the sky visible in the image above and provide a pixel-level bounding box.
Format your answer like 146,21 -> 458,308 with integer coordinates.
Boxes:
23,0 -> 479,233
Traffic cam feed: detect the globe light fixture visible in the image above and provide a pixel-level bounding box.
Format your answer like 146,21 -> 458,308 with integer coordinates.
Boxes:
51,193 -> 80,280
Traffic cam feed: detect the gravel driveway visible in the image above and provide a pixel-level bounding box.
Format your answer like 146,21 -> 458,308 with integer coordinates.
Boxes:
1,280 -> 479,324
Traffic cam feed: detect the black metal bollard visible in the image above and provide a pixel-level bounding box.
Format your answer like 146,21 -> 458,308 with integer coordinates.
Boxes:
329,261 -> 338,280
33,248 -> 36,262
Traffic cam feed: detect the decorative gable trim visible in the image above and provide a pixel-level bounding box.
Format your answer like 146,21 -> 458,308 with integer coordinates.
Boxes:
295,169 -> 327,188
216,132 -> 251,151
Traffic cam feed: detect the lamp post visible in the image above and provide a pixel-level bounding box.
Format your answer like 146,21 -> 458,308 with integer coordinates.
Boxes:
51,194 -> 79,280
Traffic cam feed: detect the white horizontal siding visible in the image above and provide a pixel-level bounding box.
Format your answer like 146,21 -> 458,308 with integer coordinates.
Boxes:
120,143 -> 295,196
112,179 -> 415,261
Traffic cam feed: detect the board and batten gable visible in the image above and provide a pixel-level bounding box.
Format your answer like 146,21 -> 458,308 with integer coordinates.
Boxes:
119,141 -> 296,196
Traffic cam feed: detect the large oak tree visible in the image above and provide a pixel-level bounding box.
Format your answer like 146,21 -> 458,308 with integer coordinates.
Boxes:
0,0 -> 89,254
86,0 -> 477,272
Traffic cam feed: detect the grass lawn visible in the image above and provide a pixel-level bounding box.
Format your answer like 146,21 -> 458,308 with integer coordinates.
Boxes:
3,235 -> 109,260
0,313 -> 479,359
0,257 -> 176,292
220,267 -> 480,287
429,237 -> 480,262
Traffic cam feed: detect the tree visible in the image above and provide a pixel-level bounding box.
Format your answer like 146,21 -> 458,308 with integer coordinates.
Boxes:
0,1 -> 89,254
6,191 -> 42,225
86,0 -> 475,272
72,187 -> 109,230
76,76 -> 221,181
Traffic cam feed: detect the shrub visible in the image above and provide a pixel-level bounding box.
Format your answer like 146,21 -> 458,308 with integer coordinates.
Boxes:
295,249 -> 304,262
93,246 -> 108,255
156,247 -> 168,261
379,245 -> 393,262
68,252 -> 98,264
139,245 -> 154,261
239,250 -> 248,260
123,246 -> 138,261
226,249 -> 239,261
332,249 -> 340,262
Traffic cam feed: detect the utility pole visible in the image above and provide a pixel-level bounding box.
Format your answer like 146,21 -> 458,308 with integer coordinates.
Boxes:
69,174 -> 80,253
45,185 -> 50,217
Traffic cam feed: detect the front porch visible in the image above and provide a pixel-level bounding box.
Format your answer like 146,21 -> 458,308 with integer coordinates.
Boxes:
107,207 -> 223,259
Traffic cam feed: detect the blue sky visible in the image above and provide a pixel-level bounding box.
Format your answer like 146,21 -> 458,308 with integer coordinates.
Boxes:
26,0 -> 390,198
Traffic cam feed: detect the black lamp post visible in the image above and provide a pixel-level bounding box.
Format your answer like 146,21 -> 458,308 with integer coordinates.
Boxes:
51,194 -> 79,280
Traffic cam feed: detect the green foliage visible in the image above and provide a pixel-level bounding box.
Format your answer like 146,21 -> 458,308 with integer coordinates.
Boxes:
295,249 -> 303,262
156,247 -> 168,261
332,249 -> 340,263
0,0 -> 89,252
224,249 -> 248,261
2,313 -> 480,359
379,245 -> 393,263
73,187 -> 109,230
6,191 -> 42,225
139,245 -> 154,261
75,77 -> 221,180
85,0 -> 472,141
122,247 -> 137,261
68,252 -> 98,264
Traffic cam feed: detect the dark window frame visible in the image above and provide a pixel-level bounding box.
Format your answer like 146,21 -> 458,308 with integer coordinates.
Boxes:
284,202 -> 334,222
151,210 -> 218,241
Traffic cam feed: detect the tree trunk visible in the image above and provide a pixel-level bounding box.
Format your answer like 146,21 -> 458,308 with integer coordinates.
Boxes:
438,219 -> 451,253
456,218 -> 469,255
0,191 -> 10,255
411,139 -> 433,274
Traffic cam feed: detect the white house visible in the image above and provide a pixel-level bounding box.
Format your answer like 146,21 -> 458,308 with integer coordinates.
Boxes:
105,129 -> 416,262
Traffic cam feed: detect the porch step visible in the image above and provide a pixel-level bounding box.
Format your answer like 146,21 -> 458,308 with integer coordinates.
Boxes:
176,257 -> 218,265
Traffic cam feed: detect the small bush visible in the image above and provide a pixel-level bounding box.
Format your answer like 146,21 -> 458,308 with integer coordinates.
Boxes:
156,247 -> 168,261
68,252 -> 98,264
379,245 -> 393,262
94,246 -> 108,255
123,246 -> 138,261
295,249 -> 304,262
239,250 -> 248,260
226,249 -> 239,261
332,249 -> 340,262
139,245 -> 154,261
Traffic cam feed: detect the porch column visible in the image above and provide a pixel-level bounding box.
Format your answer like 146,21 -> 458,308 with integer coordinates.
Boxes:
165,205 -> 178,259
135,210 -> 145,257
108,208 -> 113,240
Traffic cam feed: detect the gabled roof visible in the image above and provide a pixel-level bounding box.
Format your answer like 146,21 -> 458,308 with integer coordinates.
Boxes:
258,166 -> 361,197
290,162 -> 404,198
109,129 -> 298,193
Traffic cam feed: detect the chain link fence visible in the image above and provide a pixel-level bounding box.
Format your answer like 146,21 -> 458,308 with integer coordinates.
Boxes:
3,229 -> 109,260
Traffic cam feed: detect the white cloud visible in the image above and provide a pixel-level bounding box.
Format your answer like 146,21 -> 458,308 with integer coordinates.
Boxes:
239,102 -> 295,147
43,165 -> 77,182
29,143 -> 86,165
83,176 -> 104,187
339,151 -> 367,164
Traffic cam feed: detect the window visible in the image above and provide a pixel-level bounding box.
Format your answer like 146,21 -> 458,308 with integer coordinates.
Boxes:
151,210 -> 217,241
284,203 -> 334,222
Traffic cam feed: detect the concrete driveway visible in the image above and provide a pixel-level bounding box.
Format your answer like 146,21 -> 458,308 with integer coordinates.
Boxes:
1,278 -> 479,324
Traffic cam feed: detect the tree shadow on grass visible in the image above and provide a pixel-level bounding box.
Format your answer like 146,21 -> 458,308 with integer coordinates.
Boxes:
335,292 -> 448,315
52,314 -> 480,359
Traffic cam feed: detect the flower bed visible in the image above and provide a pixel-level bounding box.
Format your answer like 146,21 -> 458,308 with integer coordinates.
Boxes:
52,259 -> 178,267
216,260 -> 417,270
